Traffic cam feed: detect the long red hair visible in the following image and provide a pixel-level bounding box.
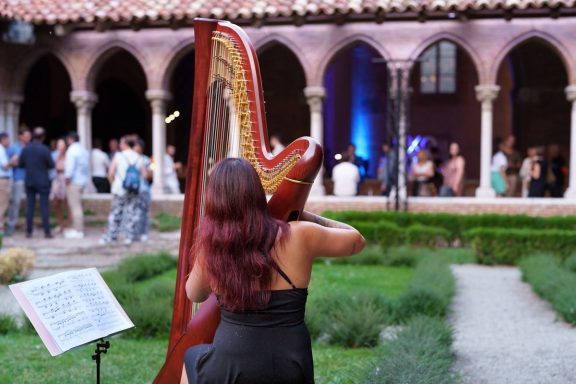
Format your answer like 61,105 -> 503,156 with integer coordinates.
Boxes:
196,158 -> 288,311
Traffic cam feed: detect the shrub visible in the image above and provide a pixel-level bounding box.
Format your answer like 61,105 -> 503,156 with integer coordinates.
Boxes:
153,213 -> 182,232
564,253 -> 576,273
466,228 -> 576,265
327,245 -> 387,265
0,314 -> 18,334
405,224 -> 451,248
520,255 -> 576,324
376,222 -> 403,248
0,247 -> 35,284
0,256 -> 17,284
322,211 -> 576,244
393,257 -> 454,322
365,315 -> 457,384
381,247 -> 418,267
306,290 -> 391,348
122,280 -> 175,338
114,252 -> 177,283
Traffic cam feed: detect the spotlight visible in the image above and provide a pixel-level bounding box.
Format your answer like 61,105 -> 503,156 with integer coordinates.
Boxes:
334,153 -> 342,161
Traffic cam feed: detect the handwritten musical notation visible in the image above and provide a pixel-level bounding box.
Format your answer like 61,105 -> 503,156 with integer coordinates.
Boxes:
9,268 -> 134,356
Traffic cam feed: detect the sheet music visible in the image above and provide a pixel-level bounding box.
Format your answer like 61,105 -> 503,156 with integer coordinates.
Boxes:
10,268 -> 134,356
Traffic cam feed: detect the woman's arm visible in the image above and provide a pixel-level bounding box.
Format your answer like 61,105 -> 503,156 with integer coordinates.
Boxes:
453,157 -> 465,189
185,254 -> 211,303
297,211 -> 365,258
108,157 -> 117,183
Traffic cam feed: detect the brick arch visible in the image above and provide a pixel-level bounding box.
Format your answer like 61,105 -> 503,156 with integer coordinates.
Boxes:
254,34 -> 310,87
83,41 -> 149,92
159,37 -> 195,91
491,31 -> 573,85
409,32 -> 483,84
10,48 -> 75,96
314,35 -> 391,87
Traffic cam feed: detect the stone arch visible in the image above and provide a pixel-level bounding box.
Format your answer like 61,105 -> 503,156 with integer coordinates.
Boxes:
10,48 -> 75,96
84,41 -> 149,92
160,37 -> 195,91
254,34 -> 310,87
315,34 -> 391,87
409,32 -> 483,83
491,31 -> 573,85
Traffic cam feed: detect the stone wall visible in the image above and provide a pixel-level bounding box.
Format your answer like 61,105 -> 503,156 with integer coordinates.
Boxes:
82,194 -> 576,218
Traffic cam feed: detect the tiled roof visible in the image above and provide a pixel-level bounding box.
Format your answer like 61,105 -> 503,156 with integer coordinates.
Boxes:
2,0 -> 573,25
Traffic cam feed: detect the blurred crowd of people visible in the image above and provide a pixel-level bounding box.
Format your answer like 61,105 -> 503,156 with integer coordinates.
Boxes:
329,135 -> 568,198
491,135 -> 567,198
0,126 -> 184,241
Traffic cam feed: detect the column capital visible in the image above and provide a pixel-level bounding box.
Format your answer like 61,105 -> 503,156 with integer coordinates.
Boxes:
4,93 -> 24,104
565,85 -> 576,102
146,89 -> 172,102
304,86 -> 326,99
475,84 -> 500,103
304,86 -> 325,113
70,90 -> 98,109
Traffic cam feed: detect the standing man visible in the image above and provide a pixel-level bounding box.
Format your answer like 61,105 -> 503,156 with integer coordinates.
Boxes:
5,127 -> 31,237
19,127 -> 54,238
332,156 -> 361,197
164,144 -> 181,194
64,132 -> 90,239
0,133 -> 13,234
91,139 -> 110,193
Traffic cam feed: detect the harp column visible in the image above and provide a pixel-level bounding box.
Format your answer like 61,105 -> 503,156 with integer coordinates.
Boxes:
304,86 -> 326,196
4,94 -> 24,141
564,85 -> 576,198
475,84 -> 499,198
71,90 -> 98,150
147,89 -> 171,196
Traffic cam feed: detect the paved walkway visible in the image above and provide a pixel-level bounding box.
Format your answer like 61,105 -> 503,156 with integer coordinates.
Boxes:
0,227 -> 180,320
451,265 -> 576,384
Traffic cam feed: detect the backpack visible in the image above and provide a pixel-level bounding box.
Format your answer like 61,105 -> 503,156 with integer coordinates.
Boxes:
122,156 -> 141,194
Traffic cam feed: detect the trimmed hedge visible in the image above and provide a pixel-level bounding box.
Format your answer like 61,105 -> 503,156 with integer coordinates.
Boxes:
324,211 -> 576,244
466,228 -> 576,265
393,256 -> 455,322
520,255 -> 576,324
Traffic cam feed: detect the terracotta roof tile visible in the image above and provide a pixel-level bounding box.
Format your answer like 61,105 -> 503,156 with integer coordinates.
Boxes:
2,0 -> 574,25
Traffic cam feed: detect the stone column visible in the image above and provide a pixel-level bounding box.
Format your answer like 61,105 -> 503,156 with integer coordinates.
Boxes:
0,99 -> 5,136
387,62 -> 411,201
304,86 -> 326,196
475,85 -> 500,198
564,85 -> 576,198
70,90 -> 98,150
146,89 -> 171,196
5,94 -> 24,140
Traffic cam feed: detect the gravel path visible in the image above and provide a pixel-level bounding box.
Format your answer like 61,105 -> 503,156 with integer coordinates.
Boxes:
451,264 -> 576,384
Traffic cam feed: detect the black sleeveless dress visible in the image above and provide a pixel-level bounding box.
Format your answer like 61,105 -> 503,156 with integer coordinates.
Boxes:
184,269 -> 314,384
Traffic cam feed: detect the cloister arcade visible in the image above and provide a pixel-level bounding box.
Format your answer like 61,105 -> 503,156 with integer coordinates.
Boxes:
1,17 -> 575,197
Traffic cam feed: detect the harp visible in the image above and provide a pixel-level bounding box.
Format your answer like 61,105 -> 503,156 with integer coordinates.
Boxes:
154,18 -> 323,383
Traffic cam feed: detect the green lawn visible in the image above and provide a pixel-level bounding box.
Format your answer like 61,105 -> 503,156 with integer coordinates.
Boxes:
310,263 -> 413,299
0,263 -> 413,383
0,334 -> 378,384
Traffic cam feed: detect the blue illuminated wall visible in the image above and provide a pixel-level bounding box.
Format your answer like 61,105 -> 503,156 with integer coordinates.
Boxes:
323,44 -> 387,178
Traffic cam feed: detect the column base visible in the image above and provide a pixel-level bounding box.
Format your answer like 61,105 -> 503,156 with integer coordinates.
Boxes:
564,187 -> 576,199
309,180 -> 325,196
151,183 -> 165,196
475,186 -> 496,198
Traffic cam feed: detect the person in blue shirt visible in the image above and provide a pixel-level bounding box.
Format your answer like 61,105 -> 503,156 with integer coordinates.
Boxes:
18,127 -> 54,238
5,127 -> 31,236
0,132 -> 14,234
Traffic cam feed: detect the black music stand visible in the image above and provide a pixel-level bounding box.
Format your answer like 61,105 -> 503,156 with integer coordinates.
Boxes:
92,338 -> 110,384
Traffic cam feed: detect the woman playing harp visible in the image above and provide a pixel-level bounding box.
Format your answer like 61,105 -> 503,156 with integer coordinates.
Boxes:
181,158 -> 365,384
